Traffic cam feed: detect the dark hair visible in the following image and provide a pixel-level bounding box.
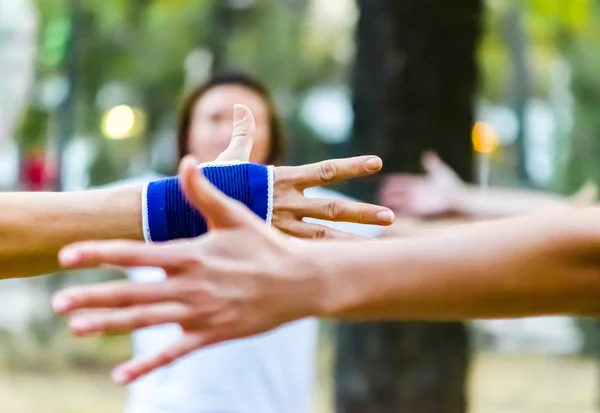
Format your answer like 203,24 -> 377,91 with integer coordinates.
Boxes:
176,72 -> 286,165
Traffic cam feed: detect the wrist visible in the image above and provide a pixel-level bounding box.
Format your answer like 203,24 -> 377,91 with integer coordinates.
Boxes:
103,185 -> 145,241
284,240 -> 336,319
293,240 -> 352,319
143,162 -> 273,242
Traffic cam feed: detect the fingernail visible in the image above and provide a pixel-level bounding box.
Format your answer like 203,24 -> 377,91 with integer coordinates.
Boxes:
376,209 -> 395,224
365,157 -> 382,171
112,368 -> 130,386
59,249 -> 80,266
70,317 -> 92,332
52,295 -> 72,313
233,104 -> 246,125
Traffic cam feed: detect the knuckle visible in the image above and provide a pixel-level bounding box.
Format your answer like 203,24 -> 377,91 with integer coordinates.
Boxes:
318,162 -> 337,182
358,207 -> 368,223
324,201 -> 344,220
313,227 -> 329,239
231,129 -> 249,139
354,157 -> 367,173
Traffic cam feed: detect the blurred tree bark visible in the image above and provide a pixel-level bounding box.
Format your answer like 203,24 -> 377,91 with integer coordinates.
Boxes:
503,5 -> 531,185
335,1 -> 482,413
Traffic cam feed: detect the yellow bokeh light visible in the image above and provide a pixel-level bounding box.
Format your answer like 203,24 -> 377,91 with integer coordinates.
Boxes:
472,121 -> 499,154
102,105 -> 136,140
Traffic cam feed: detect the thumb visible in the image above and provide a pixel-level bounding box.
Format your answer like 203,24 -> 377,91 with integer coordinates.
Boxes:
421,151 -> 445,174
178,155 -> 255,229
214,104 -> 256,162
422,151 -> 461,183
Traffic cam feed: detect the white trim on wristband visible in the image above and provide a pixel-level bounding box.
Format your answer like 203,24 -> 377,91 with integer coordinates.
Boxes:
141,182 -> 152,243
266,165 -> 274,226
197,160 -> 246,168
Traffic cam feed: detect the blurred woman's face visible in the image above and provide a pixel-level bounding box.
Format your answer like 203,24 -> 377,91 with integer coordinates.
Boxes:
187,84 -> 272,164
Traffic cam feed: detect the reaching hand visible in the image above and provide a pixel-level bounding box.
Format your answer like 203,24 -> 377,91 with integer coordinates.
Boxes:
210,104 -> 394,238
379,152 -> 465,217
53,156 -> 322,385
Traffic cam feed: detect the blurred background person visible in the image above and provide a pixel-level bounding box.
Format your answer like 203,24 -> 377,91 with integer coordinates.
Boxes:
125,72 -> 384,413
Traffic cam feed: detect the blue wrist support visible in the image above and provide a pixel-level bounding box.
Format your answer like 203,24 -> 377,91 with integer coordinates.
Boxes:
142,162 -> 273,242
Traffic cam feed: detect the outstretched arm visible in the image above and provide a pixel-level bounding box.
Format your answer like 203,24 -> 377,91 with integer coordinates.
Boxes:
450,182 -> 596,219
0,106 -> 392,280
380,151 -> 597,219
0,186 -> 143,278
314,208 -> 600,320
53,160 -> 600,384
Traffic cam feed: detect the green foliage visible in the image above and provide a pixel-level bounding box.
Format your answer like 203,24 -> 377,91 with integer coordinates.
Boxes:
479,0 -> 590,102
479,0 -> 600,194
40,17 -> 71,68
553,0 -> 600,192
23,0 -> 325,181
23,0 -> 209,179
17,108 -> 50,152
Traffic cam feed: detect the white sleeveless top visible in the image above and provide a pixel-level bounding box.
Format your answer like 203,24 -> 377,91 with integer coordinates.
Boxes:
124,185 -> 382,413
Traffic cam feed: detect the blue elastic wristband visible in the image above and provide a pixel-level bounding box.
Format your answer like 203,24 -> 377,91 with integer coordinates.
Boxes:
142,162 -> 273,242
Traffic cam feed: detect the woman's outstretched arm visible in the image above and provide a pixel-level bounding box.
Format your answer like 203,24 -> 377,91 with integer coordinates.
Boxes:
314,208 -> 600,320
0,186 -> 143,278
52,160 -> 600,384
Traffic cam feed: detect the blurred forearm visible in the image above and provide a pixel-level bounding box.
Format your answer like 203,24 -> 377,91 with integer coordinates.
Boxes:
381,217 -> 473,238
454,185 -> 576,219
310,208 -> 600,320
0,186 -> 143,279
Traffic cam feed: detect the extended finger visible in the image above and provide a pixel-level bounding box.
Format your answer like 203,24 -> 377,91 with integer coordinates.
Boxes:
421,151 -> 445,172
276,219 -> 372,240
68,302 -> 191,336
111,334 -> 207,385
53,280 -> 188,315
59,239 -> 192,270
289,197 -> 394,225
276,155 -> 383,189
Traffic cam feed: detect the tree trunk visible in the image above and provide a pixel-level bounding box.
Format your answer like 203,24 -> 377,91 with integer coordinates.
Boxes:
503,5 -> 531,185
335,1 -> 482,413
